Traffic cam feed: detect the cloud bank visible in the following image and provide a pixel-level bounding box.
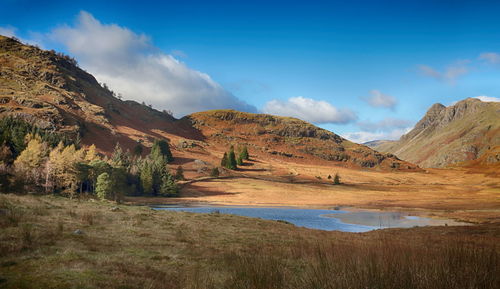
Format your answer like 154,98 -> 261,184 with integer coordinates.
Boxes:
362,90 -> 397,109
49,11 -> 256,117
262,96 -> 357,124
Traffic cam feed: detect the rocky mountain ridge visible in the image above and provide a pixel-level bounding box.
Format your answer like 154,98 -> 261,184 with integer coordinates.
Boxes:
374,98 -> 500,167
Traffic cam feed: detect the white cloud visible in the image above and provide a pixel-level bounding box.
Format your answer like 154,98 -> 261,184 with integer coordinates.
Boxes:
262,96 -> 357,124
49,11 -> 256,117
357,117 -> 412,131
473,95 -> 500,102
0,26 -> 17,38
479,52 -> 500,64
342,127 -> 412,144
362,90 -> 397,109
418,60 -> 470,84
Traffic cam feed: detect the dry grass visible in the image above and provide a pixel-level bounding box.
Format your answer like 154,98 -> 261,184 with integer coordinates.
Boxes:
0,193 -> 499,289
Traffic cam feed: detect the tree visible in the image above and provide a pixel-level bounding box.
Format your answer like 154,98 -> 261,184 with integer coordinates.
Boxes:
84,144 -> 100,162
159,173 -> 178,197
14,135 -> 48,186
151,139 -> 173,163
333,173 -> 341,185
227,145 -> 237,170
110,143 -> 130,168
220,152 -> 228,168
210,167 -> 219,177
88,160 -> 112,193
140,161 -> 154,195
175,166 -> 185,180
96,172 -> 113,200
236,155 -> 243,166
133,143 -> 143,157
240,145 -> 249,160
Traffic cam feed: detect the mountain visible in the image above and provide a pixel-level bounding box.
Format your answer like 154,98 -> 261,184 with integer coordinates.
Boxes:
0,35 -> 416,171
373,98 -> 500,168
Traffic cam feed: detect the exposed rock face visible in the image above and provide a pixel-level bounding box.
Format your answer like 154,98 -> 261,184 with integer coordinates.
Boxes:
374,98 -> 500,168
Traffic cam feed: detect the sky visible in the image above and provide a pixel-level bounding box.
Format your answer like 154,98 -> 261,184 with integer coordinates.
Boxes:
1,0 -> 500,143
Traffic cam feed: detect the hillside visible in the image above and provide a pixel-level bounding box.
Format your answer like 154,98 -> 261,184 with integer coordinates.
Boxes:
0,35 -> 416,172
374,98 -> 500,168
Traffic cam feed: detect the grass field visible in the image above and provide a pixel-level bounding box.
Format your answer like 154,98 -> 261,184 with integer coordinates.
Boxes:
1,193 -> 498,289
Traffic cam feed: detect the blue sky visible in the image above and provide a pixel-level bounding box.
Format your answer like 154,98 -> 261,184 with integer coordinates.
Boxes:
1,0 -> 500,142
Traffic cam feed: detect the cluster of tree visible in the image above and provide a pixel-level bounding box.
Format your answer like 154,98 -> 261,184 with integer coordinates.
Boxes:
0,117 -> 76,159
0,126 -> 179,201
220,145 -> 249,170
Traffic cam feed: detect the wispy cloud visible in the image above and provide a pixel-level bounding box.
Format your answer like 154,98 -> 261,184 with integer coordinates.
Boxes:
478,52 -> 500,64
48,11 -> 256,117
362,90 -> 397,109
262,96 -> 357,124
418,60 -> 470,84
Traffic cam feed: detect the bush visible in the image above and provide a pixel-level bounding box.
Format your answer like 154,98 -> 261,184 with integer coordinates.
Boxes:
210,167 -> 220,177
333,173 -> 341,185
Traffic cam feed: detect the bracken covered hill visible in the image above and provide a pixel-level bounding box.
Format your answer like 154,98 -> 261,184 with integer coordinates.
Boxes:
0,35 -> 416,171
185,110 -> 417,170
374,98 -> 500,168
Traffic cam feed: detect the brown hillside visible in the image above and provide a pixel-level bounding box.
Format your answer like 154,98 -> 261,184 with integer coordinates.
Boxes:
374,98 -> 500,168
0,35 -> 416,173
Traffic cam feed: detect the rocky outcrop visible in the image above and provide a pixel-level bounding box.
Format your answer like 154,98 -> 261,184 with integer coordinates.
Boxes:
374,98 -> 500,168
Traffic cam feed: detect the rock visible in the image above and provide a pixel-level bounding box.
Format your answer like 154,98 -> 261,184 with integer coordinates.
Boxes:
73,229 -> 84,235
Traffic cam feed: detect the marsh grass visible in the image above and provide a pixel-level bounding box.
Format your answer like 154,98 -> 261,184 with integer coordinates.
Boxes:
0,193 -> 498,289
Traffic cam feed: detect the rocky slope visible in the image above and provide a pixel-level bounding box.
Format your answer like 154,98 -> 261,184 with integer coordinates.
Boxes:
374,98 -> 500,168
0,35 -> 416,171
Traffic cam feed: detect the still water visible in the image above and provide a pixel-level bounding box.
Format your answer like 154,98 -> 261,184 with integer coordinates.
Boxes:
153,206 -> 467,233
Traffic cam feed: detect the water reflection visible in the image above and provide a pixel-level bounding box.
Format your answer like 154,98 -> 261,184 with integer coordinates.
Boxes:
153,206 -> 467,233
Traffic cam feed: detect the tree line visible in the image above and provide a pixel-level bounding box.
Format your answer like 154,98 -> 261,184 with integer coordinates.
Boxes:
0,118 -> 179,201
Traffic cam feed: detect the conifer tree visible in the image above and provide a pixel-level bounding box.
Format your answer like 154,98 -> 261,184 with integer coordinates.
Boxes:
133,143 -> 143,157
175,166 -> 185,180
210,167 -> 219,177
240,145 -> 249,160
228,145 -> 237,170
14,135 -> 48,185
221,152 -> 228,168
151,139 -> 173,163
84,144 -> 100,162
236,155 -> 243,166
96,172 -> 112,200
333,173 -> 341,185
140,161 -> 154,195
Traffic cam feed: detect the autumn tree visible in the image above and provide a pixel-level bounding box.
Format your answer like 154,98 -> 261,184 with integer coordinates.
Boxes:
14,135 -> 48,186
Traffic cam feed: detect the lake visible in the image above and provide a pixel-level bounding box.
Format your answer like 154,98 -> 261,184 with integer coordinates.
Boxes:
153,205 -> 468,232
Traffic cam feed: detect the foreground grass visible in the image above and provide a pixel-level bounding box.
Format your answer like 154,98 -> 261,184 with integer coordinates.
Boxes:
0,194 -> 498,289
